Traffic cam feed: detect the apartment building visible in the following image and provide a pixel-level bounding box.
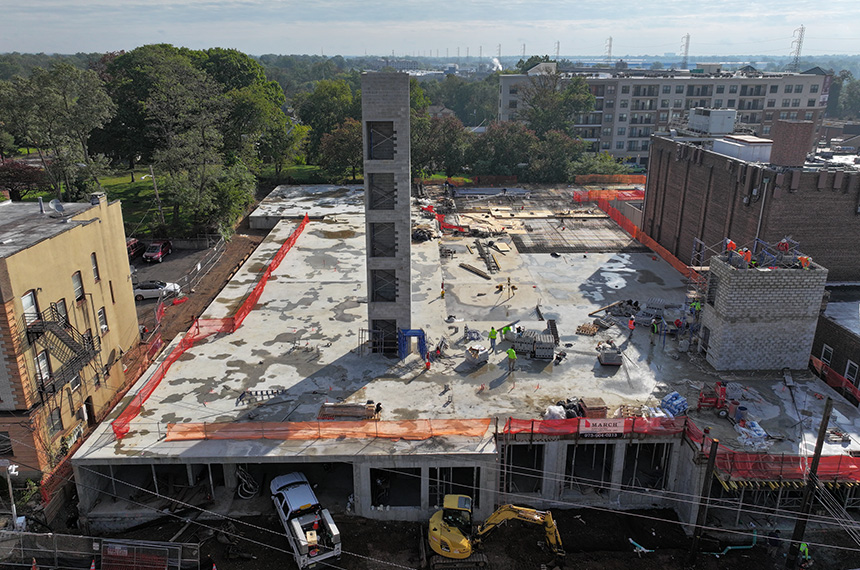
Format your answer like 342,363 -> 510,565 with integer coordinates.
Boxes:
0,194 -> 138,480
499,63 -> 832,166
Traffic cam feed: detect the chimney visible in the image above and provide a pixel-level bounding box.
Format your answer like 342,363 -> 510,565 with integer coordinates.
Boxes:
89,192 -> 106,206
38,197 -> 45,214
769,120 -> 815,167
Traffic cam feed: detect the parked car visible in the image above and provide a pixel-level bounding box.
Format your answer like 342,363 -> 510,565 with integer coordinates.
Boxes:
143,240 -> 172,263
126,238 -> 145,261
133,281 -> 180,301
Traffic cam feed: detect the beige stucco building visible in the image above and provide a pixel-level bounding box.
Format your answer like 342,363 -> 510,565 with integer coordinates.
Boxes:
0,194 -> 138,480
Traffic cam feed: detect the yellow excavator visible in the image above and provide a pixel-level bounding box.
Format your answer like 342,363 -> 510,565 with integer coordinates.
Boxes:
427,494 -> 565,569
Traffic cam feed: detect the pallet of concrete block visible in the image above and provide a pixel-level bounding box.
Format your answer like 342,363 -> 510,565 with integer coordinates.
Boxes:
318,402 -> 379,420
465,344 -> 489,366
533,334 -> 555,360
576,323 -> 599,336
513,330 -> 537,354
580,397 -> 608,419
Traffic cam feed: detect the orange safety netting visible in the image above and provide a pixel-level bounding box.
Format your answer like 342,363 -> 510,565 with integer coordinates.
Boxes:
111,214 -> 310,440
685,419 -> 860,482
573,189 -> 644,203
503,417 -> 686,436
810,356 -> 860,403
574,174 -> 647,185
165,419 -> 492,441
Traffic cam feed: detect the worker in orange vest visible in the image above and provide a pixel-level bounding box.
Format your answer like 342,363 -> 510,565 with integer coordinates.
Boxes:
800,256 -> 811,269
741,247 -> 752,266
628,316 -> 636,337
725,238 -> 737,253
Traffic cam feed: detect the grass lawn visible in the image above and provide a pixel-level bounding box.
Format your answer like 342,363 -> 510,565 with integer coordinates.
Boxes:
100,170 -> 173,237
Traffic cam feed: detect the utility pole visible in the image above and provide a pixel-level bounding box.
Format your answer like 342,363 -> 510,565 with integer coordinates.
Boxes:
785,397 -> 832,569
790,25 -> 806,72
687,438 -> 719,564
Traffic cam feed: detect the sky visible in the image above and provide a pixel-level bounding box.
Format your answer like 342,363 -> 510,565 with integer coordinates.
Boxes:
2,0 -> 859,58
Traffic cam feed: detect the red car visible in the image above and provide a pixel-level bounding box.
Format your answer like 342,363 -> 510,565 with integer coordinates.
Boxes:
143,240 -> 172,263
126,238 -> 145,261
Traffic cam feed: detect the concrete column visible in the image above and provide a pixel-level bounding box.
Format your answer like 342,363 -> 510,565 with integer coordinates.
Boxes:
353,461 -> 371,518
223,464 -> 238,491
543,441 -> 567,503
609,442 -> 625,504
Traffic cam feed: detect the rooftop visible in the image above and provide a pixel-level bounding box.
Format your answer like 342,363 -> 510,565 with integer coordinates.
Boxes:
76,187 -> 860,469
0,200 -> 99,258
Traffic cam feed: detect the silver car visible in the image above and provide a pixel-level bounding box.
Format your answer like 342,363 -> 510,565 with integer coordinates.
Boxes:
133,280 -> 180,301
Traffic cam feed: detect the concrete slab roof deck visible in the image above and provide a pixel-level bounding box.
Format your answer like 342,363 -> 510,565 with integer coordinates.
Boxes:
75,189 -> 860,468
249,184 -> 364,229
824,286 -> 860,336
0,200 -> 100,258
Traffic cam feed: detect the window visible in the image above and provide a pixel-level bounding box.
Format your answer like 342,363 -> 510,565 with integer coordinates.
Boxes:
716,85 -> 725,94
810,84 -> 819,93
762,126 -> 771,135
789,112 -> 798,120
616,141 -> 624,149
795,84 -> 803,93
109,281 -> 115,304
805,112 -> 813,120
714,99 -> 723,108
784,85 -> 793,93
846,361 -> 859,385
807,99 -> 816,107
370,223 -> 396,257
791,99 -> 800,107
767,99 -> 776,108
617,127 -> 626,136
35,350 -> 52,383
620,99 -> 629,108
22,290 -> 39,325
821,344 -> 833,366
673,100 -> 683,108
606,85 -> 616,94
508,101 -> 517,109
90,252 -> 100,282
97,307 -> 108,334
627,141 -> 639,151
72,271 -> 84,302
729,85 -> 738,93
604,114 -> 613,122
368,173 -> 396,210
0,433 -> 12,456
727,99 -> 736,108
366,121 -> 395,160
49,408 -> 63,436
618,113 -> 627,122
605,99 -> 614,108
770,85 -> 778,93
675,85 -> 684,94
659,112 -> 668,122
661,85 -> 671,94
601,127 -> 611,136
641,141 -> 649,151
370,269 -> 397,303
508,86 -> 518,95
764,112 -> 773,121
601,141 -> 611,149
660,99 -> 669,108
70,374 -> 82,391
56,298 -> 68,327
779,111 -> 788,119
621,85 -> 630,94
781,98 -> 791,107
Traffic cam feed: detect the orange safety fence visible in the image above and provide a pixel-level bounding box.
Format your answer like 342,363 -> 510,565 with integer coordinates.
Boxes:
165,419 -> 492,441
503,416 -> 686,436
596,198 -> 701,282
111,214 -> 310,440
810,356 -> 860,403
685,419 -> 860,482
572,189 -> 644,203
574,174 -> 647,185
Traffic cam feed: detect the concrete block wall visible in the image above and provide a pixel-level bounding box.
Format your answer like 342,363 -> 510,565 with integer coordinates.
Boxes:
361,73 -> 412,331
701,257 -> 827,370
643,136 -> 860,281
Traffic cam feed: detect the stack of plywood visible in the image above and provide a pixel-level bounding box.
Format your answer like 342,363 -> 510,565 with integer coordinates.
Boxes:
318,402 -> 378,420
580,397 -> 608,419
576,323 -> 599,336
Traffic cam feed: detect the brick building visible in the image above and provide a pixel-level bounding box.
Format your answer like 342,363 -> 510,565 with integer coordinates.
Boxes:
0,195 -> 139,480
642,134 -> 860,282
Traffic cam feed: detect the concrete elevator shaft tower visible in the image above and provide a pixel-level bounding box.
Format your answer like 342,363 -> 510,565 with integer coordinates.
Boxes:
361,73 -> 412,351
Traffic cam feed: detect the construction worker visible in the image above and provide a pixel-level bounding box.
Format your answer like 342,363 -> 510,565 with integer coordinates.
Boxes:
506,347 -> 517,372
488,327 -> 498,351
725,238 -> 737,254
799,542 -> 810,561
800,256 -> 811,269
628,316 -> 636,337
650,317 -> 659,345
501,325 -> 512,339
740,247 -> 752,267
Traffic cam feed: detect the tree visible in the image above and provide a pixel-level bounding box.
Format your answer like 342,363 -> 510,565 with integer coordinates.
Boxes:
466,121 -> 538,177
519,73 -> 595,138
209,164 -> 257,236
0,130 -> 16,160
569,152 -> 633,176
0,160 -> 47,201
516,55 -> 551,74
528,130 -> 586,182
417,116 -> 471,177
318,118 -> 363,181
650,61 -> 664,70
422,74 -> 498,125
293,79 -> 357,162
838,74 -> 860,119
259,119 -> 309,178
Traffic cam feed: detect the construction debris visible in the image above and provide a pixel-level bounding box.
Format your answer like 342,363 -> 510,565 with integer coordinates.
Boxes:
576,323 -> 599,336
459,263 -> 491,280
318,402 -> 381,420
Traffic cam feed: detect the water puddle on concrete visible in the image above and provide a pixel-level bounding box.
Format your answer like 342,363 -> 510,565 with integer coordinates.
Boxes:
320,230 -> 357,239
636,269 -> 665,285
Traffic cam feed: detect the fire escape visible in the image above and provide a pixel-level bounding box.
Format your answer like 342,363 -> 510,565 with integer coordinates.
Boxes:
25,303 -> 102,403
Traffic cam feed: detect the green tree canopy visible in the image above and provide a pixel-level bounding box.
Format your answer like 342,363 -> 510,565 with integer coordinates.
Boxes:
569,152 -> 633,176
467,121 -> 538,177
318,118 -> 363,182
516,55 -> 552,74
529,130 -> 586,182
293,79 -> 357,162
519,73 -> 595,138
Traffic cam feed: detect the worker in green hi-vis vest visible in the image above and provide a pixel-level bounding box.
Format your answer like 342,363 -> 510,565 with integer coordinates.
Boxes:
506,347 -> 517,372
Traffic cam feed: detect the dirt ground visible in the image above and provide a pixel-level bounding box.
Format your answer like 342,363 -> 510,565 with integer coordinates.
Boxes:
115,506 -> 860,570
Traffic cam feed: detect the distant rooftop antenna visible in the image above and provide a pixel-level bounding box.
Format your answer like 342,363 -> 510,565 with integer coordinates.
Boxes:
605,37 -> 613,66
790,24 -> 805,72
680,33 -> 690,70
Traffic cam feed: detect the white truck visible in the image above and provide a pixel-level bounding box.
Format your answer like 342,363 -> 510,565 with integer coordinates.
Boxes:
270,472 -> 342,569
